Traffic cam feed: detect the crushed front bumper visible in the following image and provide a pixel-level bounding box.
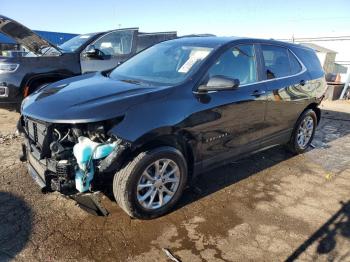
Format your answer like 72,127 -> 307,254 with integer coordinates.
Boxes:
21,140 -> 76,194
22,142 -> 110,216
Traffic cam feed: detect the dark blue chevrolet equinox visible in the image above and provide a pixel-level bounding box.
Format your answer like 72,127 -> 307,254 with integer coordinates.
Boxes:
20,36 -> 326,218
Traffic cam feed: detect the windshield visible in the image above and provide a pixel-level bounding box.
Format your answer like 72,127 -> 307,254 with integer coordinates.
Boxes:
59,33 -> 97,52
110,42 -> 214,85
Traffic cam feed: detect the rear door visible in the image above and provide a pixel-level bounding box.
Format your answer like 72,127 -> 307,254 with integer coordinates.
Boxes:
80,29 -> 138,73
259,44 -> 310,146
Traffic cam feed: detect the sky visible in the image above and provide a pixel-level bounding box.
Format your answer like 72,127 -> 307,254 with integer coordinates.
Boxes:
1,0 -> 350,60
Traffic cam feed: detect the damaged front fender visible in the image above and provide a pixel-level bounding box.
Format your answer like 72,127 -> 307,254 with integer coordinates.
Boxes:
98,141 -> 130,173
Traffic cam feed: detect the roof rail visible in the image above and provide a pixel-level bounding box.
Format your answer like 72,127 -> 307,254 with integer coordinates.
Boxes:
180,34 -> 216,38
138,31 -> 177,36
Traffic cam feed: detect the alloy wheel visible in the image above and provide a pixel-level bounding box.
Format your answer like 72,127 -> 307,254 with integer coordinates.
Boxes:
297,115 -> 314,149
136,159 -> 180,210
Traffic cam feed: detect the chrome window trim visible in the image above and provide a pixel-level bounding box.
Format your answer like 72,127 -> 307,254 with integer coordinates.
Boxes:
193,45 -> 307,95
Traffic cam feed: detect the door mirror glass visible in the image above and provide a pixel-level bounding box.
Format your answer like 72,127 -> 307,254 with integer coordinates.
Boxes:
198,75 -> 240,92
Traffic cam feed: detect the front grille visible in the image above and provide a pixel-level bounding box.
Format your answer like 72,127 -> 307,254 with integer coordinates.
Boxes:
24,117 -> 53,159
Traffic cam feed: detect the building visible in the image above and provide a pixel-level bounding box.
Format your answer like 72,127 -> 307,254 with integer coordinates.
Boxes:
0,30 -> 78,54
301,42 -> 348,76
0,33 -> 19,52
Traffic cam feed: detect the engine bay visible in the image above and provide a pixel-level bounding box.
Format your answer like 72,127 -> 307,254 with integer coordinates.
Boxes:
20,116 -> 128,195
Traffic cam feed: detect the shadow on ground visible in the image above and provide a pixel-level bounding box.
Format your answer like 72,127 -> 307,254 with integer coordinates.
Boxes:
101,109 -> 350,216
176,109 -> 350,212
0,192 -> 32,261
286,200 -> 350,261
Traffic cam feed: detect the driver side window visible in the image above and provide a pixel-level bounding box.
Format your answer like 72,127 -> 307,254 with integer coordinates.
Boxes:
93,31 -> 134,56
207,45 -> 257,85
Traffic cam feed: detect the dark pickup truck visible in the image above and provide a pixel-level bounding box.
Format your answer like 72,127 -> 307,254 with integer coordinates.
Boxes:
0,15 -> 177,107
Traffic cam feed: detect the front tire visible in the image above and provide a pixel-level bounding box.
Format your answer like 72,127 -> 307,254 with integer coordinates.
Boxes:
288,109 -> 317,154
113,146 -> 188,219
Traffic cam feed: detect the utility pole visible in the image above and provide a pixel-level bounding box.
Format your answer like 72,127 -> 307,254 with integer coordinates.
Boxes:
340,67 -> 350,99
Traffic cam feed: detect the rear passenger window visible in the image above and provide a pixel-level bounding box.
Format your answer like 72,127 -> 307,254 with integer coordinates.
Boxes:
261,45 -> 302,79
261,45 -> 290,79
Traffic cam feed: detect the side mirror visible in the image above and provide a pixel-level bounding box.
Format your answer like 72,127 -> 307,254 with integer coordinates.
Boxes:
85,45 -> 102,58
197,75 -> 240,93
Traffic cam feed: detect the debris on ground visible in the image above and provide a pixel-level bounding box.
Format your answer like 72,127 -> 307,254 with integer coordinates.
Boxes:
162,248 -> 181,262
0,133 -> 19,144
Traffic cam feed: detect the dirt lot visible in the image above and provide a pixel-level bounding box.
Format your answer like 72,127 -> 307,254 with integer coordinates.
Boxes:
0,101 -> 349,262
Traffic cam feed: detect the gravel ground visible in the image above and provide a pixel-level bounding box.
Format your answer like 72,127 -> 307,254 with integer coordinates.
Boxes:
0,101 -> 349,262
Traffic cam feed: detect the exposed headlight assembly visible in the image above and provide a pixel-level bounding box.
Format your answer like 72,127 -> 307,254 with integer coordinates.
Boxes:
0,63 -> 19,73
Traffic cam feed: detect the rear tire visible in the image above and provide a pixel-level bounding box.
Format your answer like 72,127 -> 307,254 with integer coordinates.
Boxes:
113,146 -> 188,219
288,109 -> 317,154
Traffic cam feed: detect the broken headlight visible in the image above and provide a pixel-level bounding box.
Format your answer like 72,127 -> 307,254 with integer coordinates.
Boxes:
87,116 -> 124,143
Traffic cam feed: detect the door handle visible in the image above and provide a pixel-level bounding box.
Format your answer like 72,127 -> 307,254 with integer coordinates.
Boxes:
251,90 -> 266,97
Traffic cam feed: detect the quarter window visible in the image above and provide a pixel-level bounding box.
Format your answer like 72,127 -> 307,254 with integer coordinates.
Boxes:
289,50 -> 302,74
207,45 -> 257,85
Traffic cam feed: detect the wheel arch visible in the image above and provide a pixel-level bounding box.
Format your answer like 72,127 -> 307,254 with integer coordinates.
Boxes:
21,73 -> 73,97
127,130 -> 197,181
304,102 -> 321,125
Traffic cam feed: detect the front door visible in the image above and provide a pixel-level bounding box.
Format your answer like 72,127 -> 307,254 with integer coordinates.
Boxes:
80,29 -> 137,73
193,44 -> 267,168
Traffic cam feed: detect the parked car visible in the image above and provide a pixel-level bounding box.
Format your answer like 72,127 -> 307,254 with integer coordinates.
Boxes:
19,36 -> 326,219
0,15 -> 177,107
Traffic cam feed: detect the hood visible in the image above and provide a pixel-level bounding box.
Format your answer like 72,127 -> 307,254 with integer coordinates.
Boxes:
22,72 -> 168,123
0,15 -> 60,55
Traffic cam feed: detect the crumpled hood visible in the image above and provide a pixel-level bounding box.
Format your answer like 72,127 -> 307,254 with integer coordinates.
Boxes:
22,72 -> 167,123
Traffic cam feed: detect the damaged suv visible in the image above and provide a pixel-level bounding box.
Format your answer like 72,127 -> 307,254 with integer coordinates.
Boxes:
20,37 -> 326,218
